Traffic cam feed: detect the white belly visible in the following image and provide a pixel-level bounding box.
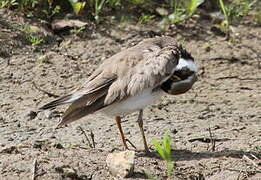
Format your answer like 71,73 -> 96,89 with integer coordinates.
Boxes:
101,88 -> 162,116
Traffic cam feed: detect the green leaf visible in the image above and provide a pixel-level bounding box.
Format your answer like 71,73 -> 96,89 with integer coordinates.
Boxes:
219,0 -> 228,20
68,0 -> 86,15
73,2 -> 86,15
187,0 -> 205,16
163,132 -> 171,160
152,132 -> 174,178
167,161 -> 174,177
152,139 -> 166,160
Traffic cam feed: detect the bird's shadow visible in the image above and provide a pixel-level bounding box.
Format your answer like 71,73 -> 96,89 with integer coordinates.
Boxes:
132,149 -> 260,179
136,149 -> 261,162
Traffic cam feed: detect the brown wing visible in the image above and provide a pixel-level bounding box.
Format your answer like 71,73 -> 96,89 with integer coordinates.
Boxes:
57,73 -> 116,127
39,67 -> 116,110
58,85 -> 110,127
40,36 -> 179,127
104,45 -> 180,105
55,46 -> 144,127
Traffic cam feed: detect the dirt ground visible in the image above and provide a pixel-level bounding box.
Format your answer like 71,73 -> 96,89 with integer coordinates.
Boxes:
0,9 -> 260,180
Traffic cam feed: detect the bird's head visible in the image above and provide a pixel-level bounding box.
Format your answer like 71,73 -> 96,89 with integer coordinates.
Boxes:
161,46 -> 198,95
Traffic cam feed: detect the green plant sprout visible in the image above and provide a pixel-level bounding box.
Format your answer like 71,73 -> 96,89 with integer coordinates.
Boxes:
68,0 -> 86,15
186,0 -> 205,17
152,132 -> 174,177
28,35 -> 44,46
138,13 -> 154,24
218,0 -> 257,37
70,26 -> 86,35
168,0 -> 205,23
89,0 -> 107,23
22,24 -> 44,46
218,0 -> 229,32
0,0 -> 17,8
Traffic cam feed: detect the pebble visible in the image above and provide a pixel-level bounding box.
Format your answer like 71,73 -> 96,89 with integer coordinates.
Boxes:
106,150 -> 135,178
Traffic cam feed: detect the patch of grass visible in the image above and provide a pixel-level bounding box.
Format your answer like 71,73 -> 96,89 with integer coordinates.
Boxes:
168,0 -> 205,23
0,0 -> 61,19
70,26 -> 86,35
28,35 -> 44,45
218,0 -> 257,36
138,13 -> 154,24
68,0 -> 86,15
156,0 -> 205,31
41,1 -> 61,19
93,0 -> 107,23
152,132 -> 174,178
0,0 -> 17,8
22,24 -> 44,46
1,0 -> 259,27
218,0 -> 229,34
18,0 -> 39,11
107,0 -> 121,7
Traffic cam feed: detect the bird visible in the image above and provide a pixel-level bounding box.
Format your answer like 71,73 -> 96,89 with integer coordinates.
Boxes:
39,36 -> 198,152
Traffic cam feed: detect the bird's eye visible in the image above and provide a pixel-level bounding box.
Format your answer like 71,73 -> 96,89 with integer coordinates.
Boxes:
181,70 -> 194,77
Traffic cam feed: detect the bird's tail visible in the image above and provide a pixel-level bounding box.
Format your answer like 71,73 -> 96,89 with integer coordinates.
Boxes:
57,96 -> 106,127
39,94 -> 81,110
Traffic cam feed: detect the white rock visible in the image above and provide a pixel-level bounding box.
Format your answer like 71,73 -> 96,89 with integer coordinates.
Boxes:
106,150 -> 135,178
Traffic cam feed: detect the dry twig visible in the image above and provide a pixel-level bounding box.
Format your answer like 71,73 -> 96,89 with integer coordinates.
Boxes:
32,159 -> 37,180
250,153 -> 259,160
90,130 -> 95,148
32,81 -> 60,98
226,168 -> 261,173
208,127 -> 215,152
243,155 -> 259,167
77,126 -> 94,148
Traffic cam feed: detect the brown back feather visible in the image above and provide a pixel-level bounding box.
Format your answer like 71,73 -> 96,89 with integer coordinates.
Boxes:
40,36 -> 180,127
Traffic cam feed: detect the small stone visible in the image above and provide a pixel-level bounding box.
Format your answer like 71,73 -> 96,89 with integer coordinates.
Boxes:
106,150 -> 135,178
55,165 -> 78,178
155,7 -> 169,16
53,143 -> 64,149
62,167 -> 77,178
27,110 -> 38,120
37,54 -> 50,64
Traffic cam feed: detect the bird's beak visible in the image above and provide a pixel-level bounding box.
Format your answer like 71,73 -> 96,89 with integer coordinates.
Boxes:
170,75 -> 181,82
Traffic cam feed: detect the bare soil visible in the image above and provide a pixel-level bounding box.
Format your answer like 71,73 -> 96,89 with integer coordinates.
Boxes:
0,9 -> 260,180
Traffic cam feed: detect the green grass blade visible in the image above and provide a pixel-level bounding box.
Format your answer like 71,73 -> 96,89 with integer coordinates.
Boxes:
187,0 -> 196,16
187,0 -> 205,16
219,0 -> 228,20
152,139 -> 166,160
167,161 -> 174,177
163,132 -> 171,160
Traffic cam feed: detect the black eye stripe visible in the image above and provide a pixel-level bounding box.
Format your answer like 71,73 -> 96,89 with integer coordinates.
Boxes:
173,69 -> 194,80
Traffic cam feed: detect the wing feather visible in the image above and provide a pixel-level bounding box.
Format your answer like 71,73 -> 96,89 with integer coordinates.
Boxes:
104,46 -> 179,105
57,95 -> 106,127
39,36 -> 180,127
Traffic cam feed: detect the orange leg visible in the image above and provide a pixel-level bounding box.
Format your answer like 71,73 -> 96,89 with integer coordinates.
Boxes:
137,110 -> 150,152
115,116 -> 128,150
